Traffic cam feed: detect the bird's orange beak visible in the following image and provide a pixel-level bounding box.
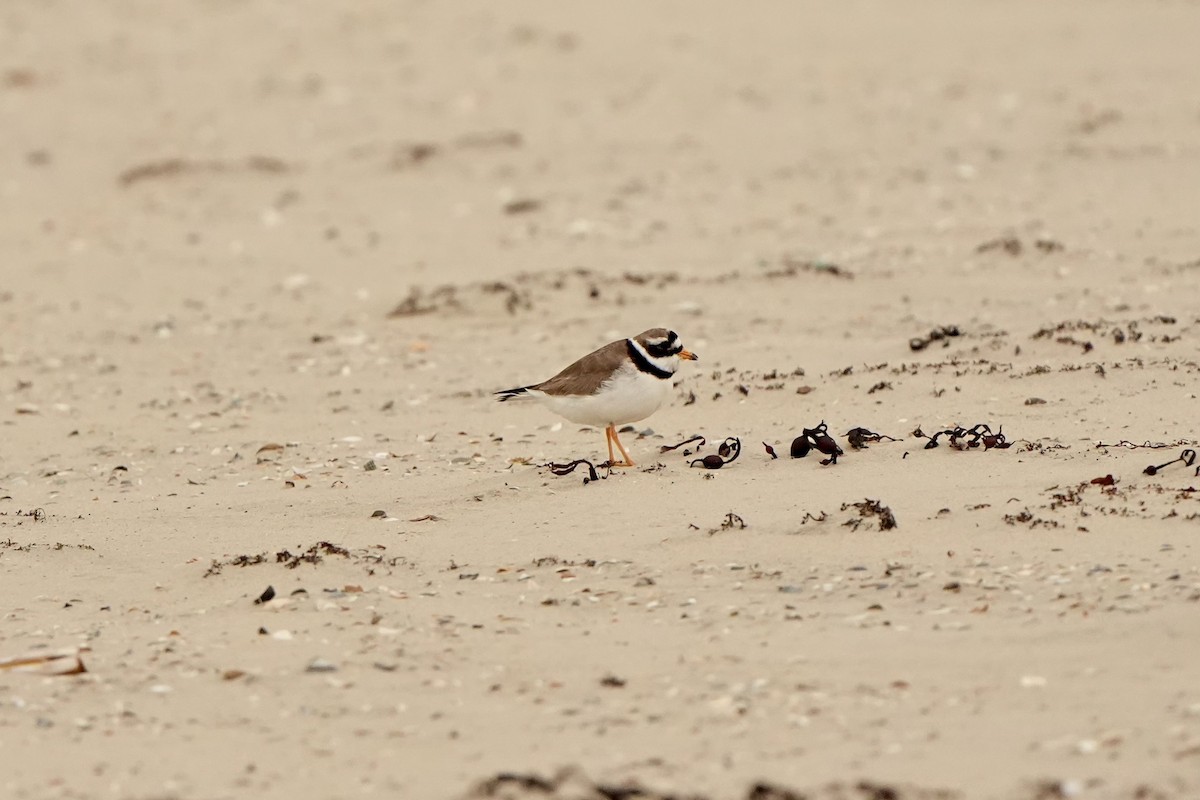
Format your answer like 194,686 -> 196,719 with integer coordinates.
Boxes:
679,350 -> 698,361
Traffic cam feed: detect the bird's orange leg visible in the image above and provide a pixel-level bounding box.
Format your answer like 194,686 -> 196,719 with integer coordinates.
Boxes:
609,426 -> 635,467
605,425 -> 617,467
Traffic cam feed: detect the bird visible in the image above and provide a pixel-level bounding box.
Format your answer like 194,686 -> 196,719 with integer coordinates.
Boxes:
496,328 -> 698,467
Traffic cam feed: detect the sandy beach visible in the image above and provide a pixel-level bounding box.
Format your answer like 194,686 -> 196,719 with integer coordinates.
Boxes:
3,2 -> 1200,798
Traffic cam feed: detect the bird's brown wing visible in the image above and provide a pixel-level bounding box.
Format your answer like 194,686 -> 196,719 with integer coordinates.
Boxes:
533,339 -> 627,397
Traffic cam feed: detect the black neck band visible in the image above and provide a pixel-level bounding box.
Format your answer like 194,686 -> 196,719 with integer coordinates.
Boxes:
627,340 -> 673,380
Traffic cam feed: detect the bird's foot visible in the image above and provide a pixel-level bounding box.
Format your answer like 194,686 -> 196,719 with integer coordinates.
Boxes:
602,459 -> 635,469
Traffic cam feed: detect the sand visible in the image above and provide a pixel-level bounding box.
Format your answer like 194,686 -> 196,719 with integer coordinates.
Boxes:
2,2 -> 1200,798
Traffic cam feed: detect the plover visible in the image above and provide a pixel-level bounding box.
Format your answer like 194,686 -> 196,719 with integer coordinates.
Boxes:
497,328 -> 698,467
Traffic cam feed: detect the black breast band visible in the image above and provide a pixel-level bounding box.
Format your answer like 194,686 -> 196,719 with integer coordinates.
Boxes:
627,340 -> 673,380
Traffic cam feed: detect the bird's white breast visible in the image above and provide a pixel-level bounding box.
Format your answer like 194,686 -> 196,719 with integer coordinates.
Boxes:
533,363 -> 670,427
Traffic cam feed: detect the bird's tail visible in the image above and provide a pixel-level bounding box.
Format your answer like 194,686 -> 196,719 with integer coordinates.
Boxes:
495,386 -> 533,402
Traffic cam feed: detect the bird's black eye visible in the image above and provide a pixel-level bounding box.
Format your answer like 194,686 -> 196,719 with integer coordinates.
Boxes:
645,340 -> 675,358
